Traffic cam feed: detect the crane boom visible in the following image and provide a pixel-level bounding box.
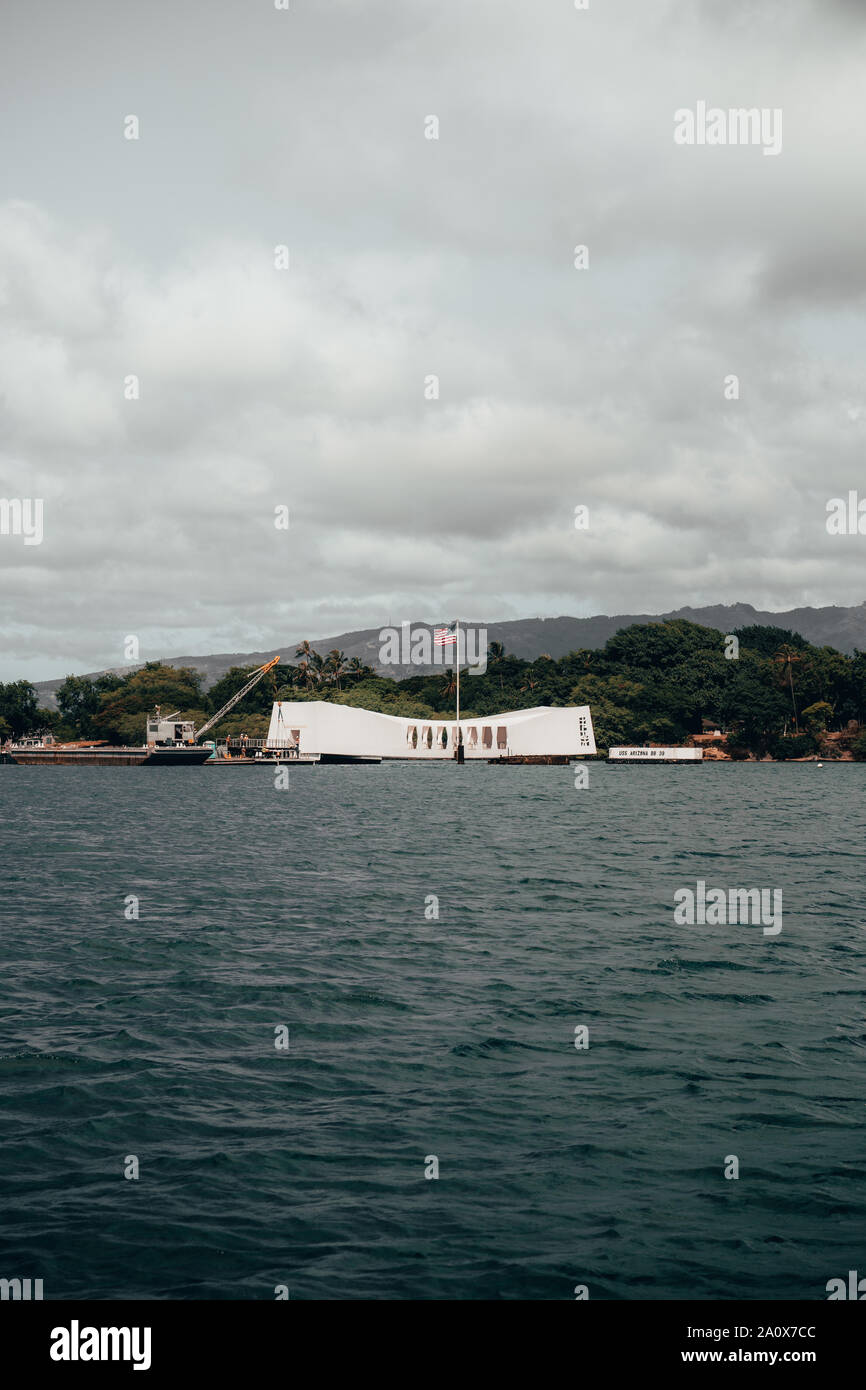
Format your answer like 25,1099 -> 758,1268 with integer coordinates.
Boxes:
195,656 -> 281,740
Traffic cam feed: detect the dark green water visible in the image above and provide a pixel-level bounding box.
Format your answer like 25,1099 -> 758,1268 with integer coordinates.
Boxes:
1,762 -> 864,1300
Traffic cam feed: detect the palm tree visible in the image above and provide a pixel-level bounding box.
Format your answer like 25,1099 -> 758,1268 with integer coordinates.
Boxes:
309,650 -> 325,688
486,640 -> 506,691
441,669 -> 457,699
324,649 -> 348,690
294,641 -> 319,689
774,645 -> 802,733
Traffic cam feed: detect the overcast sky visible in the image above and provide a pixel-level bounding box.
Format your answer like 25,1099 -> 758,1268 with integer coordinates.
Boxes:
1,0 -> 865,680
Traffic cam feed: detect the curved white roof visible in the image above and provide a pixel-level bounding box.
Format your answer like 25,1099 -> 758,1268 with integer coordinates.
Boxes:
266,701 -> 595,758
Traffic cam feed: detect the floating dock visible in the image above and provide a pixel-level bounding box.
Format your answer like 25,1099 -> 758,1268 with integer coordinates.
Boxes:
607,746 -> 703,764
5,745 -> 212,767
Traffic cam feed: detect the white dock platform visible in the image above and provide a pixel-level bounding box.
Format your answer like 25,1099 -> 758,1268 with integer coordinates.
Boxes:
608,746 -> 703,764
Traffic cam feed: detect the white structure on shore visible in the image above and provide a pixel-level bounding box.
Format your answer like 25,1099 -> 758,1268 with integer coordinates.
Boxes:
266,701 -> 595,761
608,746 -> 703,762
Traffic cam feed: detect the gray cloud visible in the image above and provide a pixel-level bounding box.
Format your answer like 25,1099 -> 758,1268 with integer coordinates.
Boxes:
1,0 -> 866,678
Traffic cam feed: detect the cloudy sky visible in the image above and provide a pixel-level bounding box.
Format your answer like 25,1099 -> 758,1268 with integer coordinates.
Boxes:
1,0 -> 865,680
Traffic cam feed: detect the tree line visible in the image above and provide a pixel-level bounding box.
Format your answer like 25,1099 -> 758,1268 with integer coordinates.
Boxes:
3,620 -> 866,755
0,645 -> 377,745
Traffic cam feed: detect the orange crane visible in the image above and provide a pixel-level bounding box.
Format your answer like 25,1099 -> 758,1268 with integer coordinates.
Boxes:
194,656 -> 281,741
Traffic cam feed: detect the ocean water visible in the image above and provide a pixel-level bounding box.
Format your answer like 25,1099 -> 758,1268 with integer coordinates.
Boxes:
1,761 -> 864,1301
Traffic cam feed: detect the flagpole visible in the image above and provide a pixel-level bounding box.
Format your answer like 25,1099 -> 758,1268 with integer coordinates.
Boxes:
455,618 -> 462,761
458,619 -> 464,767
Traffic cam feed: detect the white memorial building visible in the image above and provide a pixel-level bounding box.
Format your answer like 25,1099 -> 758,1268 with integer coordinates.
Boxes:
265,701 -> 596,762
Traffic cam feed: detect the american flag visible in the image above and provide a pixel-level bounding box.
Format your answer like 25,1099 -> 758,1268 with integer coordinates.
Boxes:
434,625 -> 457,647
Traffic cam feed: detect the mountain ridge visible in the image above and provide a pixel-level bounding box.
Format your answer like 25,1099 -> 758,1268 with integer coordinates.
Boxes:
31,601 -> 866,707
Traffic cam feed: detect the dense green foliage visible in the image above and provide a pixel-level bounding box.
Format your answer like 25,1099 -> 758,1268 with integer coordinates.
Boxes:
0,680 -> 40,738
7,619 -> 866,754
56,672 -> 126,737
287,644 -> 373,693
379,619 -> 865,755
